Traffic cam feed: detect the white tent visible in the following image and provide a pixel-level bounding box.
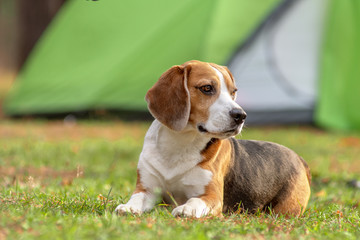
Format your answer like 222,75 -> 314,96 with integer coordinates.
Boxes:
230,0 -> 328,124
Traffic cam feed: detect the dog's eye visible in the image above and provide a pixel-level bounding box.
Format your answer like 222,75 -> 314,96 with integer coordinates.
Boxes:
198,85 -> 214,95
231,89 -> 237,97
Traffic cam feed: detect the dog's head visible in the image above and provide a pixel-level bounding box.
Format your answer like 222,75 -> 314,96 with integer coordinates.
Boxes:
145,60 -> 246,138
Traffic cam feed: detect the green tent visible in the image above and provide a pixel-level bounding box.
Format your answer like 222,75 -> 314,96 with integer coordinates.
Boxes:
4,0 -> 279,114
315,0 -> 360,131
4,0 -> 360,131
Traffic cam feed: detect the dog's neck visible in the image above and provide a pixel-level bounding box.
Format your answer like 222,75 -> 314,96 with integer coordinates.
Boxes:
147,120 -> 214,163
201,138 -> 220,154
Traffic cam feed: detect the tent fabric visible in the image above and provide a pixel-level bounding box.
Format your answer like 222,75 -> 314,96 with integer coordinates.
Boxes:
4,0 -> 279,116
229,0 -> 327,124
315,0 -> 360,131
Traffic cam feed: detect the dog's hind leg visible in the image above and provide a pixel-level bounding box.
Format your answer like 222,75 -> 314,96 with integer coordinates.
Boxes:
272,167 -> 311,216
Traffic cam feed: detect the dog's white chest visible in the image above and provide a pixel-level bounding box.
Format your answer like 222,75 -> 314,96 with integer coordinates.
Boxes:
138,121 -> 213,204
160,165 -> 212,204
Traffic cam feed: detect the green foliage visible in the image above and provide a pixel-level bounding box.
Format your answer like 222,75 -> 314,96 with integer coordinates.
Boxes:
1,121 -> 359,239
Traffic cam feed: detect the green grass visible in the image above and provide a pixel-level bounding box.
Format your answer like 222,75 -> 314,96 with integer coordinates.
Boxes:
1,120 -> 360,239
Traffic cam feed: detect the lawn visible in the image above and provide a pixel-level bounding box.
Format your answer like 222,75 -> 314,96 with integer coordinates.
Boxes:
0,120 -> 359,239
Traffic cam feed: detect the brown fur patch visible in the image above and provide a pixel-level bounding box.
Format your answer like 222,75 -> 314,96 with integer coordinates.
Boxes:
186,61 -> 220,127
198,139 -> 233,216
133,169 -> 147,194
209,63 -> 237,99
272,167 -> 311,216
145,65 -> 190,131
299,156 -> 312,185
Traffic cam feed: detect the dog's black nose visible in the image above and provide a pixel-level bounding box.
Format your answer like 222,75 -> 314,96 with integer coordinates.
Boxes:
229,108 -> 247,124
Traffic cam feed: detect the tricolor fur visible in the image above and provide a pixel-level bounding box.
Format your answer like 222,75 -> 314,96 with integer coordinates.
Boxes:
115,60 -> 311,217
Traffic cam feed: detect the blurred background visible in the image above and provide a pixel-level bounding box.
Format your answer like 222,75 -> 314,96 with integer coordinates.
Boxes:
0,0 -> 359,130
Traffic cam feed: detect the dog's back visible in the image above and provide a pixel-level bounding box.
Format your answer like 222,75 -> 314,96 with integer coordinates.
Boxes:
223,138 -> 311,215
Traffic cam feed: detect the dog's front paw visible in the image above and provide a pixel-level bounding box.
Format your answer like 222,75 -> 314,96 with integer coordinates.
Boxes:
171,198 -> 210,218
115,204 -> 143,215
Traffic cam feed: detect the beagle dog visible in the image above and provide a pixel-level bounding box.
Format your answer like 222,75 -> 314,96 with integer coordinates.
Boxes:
115,60 -> 311,217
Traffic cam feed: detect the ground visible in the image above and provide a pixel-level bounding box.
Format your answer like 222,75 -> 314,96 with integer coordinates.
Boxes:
0,119 -> 359,239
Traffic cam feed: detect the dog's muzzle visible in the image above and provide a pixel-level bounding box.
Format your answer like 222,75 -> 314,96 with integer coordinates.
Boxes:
197,108 -> 246,136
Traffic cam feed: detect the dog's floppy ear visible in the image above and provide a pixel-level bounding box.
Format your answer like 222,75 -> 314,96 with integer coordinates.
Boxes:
145,65 -> 191,131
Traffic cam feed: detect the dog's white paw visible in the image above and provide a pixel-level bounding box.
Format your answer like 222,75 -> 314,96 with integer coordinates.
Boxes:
115,192 -> 156,215
115,204 -> 143,215
171,198 -> 210,218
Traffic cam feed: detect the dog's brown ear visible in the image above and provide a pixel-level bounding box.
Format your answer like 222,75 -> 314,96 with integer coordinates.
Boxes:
145,65 -> 191,131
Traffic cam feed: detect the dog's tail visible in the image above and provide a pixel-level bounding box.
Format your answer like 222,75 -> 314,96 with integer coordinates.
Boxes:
299,156 -> 311,185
